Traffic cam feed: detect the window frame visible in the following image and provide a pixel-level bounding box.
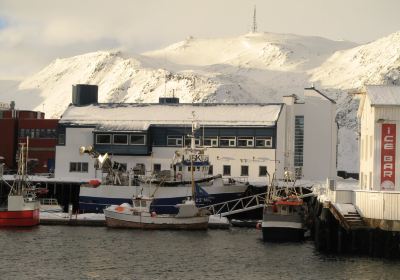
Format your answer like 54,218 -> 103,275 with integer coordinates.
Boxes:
153,163 -> 161,173
130,134 -> 146,145
255,136 -> 273,148
69,162 -> 89,173
96,134 -> 112,145
184,137 -> 201,147
219,137 -> 236,147
237,137 -> 254,147
241,165 -> 249,176
259,166 -> 268,177
113,134 -> 128,145
223,165 -> 231,176
203,137 -> 218,147
167,136 -> 183,147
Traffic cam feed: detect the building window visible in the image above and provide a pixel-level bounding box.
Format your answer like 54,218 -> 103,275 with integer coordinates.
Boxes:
241,165 -> 249,176
167,136 -> 183,146
203,137 -> 218,147
219,137 -> 236,147
223,165 -> 231,176
113,134 -> 128,145
69,162 -> 88,173
237,137 -> 254,147
259,166 -> 268,177
208,165 -> 213,175
184,137 -> 201,147
130,135 -> 146,145
294,116 -> 304,169
96,134 -> 111,144
255,137 -> 272,148
58,133 -> 65,145
153,164 -> 161,173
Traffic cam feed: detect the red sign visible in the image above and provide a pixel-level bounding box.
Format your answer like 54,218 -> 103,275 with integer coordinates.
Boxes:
381,124 -> 396,190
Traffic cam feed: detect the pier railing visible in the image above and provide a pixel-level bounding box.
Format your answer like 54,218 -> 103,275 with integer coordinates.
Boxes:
353,190 -> 400,221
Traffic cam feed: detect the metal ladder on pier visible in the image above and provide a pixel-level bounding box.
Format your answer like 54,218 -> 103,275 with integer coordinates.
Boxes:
200,193 -> 267,217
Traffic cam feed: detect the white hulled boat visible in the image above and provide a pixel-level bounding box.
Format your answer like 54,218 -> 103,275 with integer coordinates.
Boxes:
104,196 -> 209,230
104,119 -> 209,230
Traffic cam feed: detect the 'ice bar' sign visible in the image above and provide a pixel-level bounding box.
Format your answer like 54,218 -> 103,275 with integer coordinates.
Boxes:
381,123 -> 396,190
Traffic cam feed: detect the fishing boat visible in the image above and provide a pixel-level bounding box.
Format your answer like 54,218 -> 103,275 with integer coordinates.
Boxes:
78,118 -> 249,214
104,196 -> 209,230
104,121 -> 209,230
0,141 -> 40,227
261,175 -> 306,241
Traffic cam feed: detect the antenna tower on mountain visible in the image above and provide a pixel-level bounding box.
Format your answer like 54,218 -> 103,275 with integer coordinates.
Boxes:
252,5 -> 257,33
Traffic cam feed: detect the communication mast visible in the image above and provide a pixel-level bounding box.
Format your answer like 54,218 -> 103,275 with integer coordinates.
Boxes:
252,5 -> 257,33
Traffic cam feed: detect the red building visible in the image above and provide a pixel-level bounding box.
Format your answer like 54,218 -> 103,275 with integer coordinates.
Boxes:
0,104 -> 58,174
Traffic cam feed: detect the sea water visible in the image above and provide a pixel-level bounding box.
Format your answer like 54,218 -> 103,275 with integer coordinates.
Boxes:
0,226 -> 399,279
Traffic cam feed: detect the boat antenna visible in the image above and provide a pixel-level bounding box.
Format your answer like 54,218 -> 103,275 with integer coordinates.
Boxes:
190,111 -> 197,202
252,5 -> 257,33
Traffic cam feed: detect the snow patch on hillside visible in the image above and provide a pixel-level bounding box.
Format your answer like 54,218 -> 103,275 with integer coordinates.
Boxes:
311,32 -> 400,89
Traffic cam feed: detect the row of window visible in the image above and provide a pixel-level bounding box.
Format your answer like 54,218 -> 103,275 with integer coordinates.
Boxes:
222,165 -> 268,177
94,133 -> 273,148
19,128 -> 57,139
167,136 -> 273,148
156,164 -> 268,176
96,134 -> 146,145
70,161 -> 269,177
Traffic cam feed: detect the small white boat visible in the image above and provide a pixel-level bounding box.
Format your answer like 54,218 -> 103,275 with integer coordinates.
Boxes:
104,196 -> 209,230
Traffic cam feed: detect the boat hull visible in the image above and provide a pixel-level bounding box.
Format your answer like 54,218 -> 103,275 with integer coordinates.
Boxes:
261,221 -> 305,242
0,209 -> 40,227
79,183 -> 248,213
104,208 -> 208,230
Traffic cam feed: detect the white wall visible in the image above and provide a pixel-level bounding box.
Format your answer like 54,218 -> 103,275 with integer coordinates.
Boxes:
359,95 -> 400,191
302,89 -> 337,180
55,127 -> 97,181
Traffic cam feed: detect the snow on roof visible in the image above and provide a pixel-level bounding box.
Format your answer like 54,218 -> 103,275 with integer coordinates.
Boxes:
60,103 -> 283,130
366,85 -> 400,106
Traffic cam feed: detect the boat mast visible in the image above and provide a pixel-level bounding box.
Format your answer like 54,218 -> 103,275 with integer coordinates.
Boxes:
190,111 -> 196,202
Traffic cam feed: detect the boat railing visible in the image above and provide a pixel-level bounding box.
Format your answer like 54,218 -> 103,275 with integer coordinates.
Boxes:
39,198 -> 59,206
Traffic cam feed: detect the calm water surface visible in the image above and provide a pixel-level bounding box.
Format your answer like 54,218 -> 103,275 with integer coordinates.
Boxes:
0,226 -> 399,280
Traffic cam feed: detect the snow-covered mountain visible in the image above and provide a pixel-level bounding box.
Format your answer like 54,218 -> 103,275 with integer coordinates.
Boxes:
2,31 -> 400,173
16,32 -> 356,118
311,31 -> 400,89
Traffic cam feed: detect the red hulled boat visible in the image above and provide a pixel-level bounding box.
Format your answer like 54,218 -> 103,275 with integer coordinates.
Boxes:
0,141 -> 40,227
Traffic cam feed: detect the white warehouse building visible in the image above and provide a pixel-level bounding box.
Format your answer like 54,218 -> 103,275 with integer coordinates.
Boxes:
55,85 -> 337,184
358,85 -> 400,191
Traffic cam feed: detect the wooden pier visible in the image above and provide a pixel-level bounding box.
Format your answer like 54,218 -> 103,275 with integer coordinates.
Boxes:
311,181 -> 400,258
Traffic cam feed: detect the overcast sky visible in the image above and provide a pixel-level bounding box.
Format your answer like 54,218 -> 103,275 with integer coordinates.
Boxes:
0,0 -> 399,79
